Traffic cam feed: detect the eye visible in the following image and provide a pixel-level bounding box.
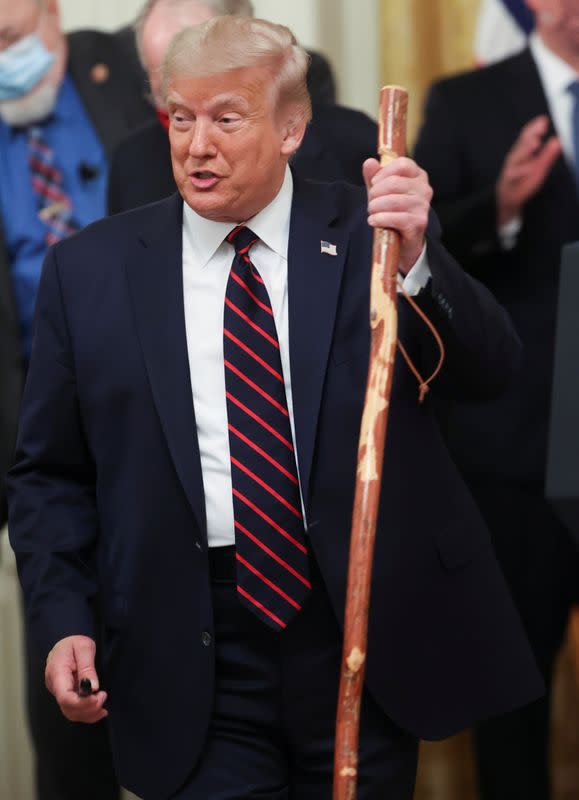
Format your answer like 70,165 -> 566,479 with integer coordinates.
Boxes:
218,114 -> 242,127
170,111 -> 192,128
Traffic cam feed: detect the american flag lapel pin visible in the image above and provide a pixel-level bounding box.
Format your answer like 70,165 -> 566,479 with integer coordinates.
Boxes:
320,240 -> 338,256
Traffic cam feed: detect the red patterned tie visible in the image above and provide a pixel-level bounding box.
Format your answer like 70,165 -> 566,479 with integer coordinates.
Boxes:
28,126 -> 80,246
223,225 -> 310,630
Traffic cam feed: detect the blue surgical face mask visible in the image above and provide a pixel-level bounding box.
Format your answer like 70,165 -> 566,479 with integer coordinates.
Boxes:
0,33 -> 55,102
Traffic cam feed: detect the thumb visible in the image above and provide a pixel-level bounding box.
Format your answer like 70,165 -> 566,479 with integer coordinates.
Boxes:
73,637 -> 100,692
362,158 -> 381,191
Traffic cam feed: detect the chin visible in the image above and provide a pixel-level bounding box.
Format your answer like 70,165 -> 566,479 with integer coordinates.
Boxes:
183,191 -> 237,222
0,82 -> 59,126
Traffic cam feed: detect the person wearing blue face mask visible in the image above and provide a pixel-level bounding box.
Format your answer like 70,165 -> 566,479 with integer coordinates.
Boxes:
0,1 -> 155,798
0,27 -> 56,112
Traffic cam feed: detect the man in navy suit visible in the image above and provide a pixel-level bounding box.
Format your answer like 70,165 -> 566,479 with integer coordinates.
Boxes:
414,1 -> 579,796
9,15 -> 542,800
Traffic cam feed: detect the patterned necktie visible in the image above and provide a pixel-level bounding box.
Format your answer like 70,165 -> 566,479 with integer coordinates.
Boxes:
223,225 -> 310,630
28,126 -> 80,246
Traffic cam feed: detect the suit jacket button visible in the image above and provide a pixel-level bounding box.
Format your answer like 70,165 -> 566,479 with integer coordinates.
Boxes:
202,631 -> 212,647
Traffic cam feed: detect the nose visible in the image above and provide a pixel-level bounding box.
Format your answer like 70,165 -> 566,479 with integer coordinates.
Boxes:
188,119 -> 217,159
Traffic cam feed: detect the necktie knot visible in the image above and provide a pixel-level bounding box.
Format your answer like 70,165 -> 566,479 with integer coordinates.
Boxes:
227,225 -> 259,255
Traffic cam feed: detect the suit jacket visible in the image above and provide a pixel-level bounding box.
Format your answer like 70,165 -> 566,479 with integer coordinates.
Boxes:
0,29 -> 155,526
8,176 -> 542,798
414,48 -> 579,484
107,105 -> 378,214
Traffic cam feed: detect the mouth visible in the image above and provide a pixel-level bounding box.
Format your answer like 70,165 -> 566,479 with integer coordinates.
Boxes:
189,170 -> 221,189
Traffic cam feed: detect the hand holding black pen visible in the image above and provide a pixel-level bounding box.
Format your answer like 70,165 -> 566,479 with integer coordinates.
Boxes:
44,635 -> 108,723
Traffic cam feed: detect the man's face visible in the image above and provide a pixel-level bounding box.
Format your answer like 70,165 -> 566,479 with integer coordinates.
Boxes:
141,4 -> 216,109
167,67 -> 305,222
528,0 -> 579,54
0,0 -> 66,96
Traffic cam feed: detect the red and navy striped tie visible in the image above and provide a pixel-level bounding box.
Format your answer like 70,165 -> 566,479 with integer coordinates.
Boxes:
224,225 -> 310,630
28,126 -> 79,246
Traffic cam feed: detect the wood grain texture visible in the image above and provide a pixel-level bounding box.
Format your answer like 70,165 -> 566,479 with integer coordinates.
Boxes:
333,86 -> 408,800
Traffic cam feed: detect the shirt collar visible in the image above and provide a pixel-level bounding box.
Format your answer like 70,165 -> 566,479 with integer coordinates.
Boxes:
530,32 -> 579,97
182,165 -> 293,268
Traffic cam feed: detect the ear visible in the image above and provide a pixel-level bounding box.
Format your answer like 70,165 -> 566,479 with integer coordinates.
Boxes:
280,112 -> 307,157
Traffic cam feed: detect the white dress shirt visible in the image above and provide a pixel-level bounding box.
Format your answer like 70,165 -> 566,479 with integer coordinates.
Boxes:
182,166 -> 431,547
500,34 -> 579,248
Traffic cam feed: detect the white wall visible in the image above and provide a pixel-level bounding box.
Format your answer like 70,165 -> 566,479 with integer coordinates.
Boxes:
58,0 -> 379,118
59,0 -> 143,31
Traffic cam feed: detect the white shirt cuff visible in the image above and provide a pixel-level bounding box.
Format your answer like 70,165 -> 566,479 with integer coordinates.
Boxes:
498,215 -> 522,250
398,244 -> 431,296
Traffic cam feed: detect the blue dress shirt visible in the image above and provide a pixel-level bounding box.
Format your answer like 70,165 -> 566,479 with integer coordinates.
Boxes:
0,74 -> 107,359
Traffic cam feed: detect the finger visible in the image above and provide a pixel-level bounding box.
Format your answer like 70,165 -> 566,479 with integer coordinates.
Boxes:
508,115 -> 551,166
534,135 -> 562,177
47,657 -> 76,700
362,158 -> 381,191
368,174 -> 432,205
503,136 -> 561,185
367,209 -> 427,236
368,192 -> 429,215
367,173 -> 428,201
522,114 -> 550,136
368,156 -> 423,186
73,638 -> 100,693
59,689 -> 108,722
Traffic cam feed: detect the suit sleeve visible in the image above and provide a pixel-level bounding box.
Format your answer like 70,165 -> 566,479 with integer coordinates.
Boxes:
107,141 -> 123,215
7,247 -> 98,658
414,82 -> 511,278
410,220 -> 522,404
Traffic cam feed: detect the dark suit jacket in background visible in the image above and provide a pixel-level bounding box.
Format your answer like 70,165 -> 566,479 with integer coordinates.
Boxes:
108,104 -> 377,214
414,48 -> 579,484
9,175 -> 542,798
0,29 -> 155,527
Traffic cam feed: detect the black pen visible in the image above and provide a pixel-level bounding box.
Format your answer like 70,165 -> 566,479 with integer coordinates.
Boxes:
78,678 -> 94,698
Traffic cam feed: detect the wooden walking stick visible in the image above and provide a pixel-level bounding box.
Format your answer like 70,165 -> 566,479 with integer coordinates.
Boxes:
333,85 -> 408,800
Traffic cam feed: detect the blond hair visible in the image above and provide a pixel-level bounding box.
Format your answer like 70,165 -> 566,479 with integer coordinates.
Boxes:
134,0 -> 254,66
161,15 -> 312,122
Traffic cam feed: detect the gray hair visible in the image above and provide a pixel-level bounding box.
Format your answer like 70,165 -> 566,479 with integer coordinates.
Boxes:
135,0 -> 254,64
161,16 -> 312,122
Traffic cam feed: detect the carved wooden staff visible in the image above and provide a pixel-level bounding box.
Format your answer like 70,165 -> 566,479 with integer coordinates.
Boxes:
333,85 -> 408,800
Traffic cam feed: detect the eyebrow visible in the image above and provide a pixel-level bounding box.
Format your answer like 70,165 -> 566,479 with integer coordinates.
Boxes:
166,93 -> 251,113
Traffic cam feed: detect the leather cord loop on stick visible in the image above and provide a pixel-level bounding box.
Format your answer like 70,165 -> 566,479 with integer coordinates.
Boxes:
397,286 -> 446,404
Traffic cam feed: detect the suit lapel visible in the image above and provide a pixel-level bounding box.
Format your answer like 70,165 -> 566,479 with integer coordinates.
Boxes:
288,177 -> 349,512
508,49 -> 551,128
126,194 -> 207,538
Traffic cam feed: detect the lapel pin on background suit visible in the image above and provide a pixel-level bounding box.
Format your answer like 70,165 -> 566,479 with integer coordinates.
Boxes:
321,240 -> 337,256
90,63 -> 110,84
